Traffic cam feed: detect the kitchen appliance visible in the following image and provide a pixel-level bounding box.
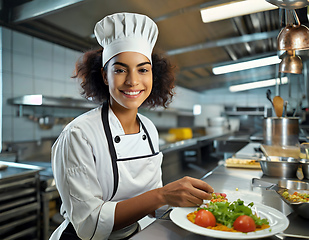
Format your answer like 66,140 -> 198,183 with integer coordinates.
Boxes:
263,117 -> 299,146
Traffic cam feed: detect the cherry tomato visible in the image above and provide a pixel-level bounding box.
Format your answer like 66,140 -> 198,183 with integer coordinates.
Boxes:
220,193 -> 227,198
195,209 -> 216,228
233,215 -> 256,233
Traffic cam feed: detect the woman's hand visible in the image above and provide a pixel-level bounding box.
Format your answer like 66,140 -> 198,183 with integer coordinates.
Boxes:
113,176 -> 213,230
158,176 -> 214,207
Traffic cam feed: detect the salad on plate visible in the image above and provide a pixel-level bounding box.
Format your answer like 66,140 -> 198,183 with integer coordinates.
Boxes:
187,193 -> 270,233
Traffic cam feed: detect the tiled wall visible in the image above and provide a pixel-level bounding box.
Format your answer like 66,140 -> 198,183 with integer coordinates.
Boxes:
1,27 -> 84,143
0,27 -> 205,144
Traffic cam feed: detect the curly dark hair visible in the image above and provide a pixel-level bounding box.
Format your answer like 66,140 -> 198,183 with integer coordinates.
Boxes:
72,48 -> 176,108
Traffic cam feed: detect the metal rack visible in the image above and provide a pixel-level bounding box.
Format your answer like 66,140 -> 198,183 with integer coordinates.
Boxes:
0,161 -> 41,240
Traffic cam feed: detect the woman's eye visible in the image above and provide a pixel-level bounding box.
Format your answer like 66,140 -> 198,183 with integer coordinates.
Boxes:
114,68 -> 125,73
139,68 -> 149,73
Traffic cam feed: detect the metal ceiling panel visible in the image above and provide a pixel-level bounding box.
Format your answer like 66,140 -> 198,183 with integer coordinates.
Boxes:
166,30 -> 279,56
11,0 -> 86,23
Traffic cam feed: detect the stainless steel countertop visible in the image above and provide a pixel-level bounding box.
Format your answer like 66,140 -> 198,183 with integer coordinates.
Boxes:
131,164 -> 309,240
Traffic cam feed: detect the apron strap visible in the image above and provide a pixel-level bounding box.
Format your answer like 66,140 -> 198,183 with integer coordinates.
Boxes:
102,101 -> 119,200
137,115 -> 155,155
101,101 -> 157,201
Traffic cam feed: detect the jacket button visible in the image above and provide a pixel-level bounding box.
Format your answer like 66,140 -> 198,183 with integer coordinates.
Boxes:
142,134 -> 147,140
114,136 -> 120,143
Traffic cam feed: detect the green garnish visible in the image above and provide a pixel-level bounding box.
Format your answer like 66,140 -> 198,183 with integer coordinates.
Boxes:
198,199 -> 269,229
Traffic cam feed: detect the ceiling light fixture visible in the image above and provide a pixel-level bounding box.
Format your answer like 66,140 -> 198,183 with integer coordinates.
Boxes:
229,77 -> 288,92
213,55 -> 281,75
200,0 -> 278,23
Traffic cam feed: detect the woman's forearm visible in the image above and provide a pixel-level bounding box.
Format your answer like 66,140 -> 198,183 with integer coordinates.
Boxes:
113,176 -> 214,231
113,188 -> 164,230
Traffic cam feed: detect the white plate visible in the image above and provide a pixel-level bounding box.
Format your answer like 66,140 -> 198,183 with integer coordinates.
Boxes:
170,202 -> 289,239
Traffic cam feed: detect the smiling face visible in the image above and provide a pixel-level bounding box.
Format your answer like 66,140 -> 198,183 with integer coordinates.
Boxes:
102,52 -> 153,113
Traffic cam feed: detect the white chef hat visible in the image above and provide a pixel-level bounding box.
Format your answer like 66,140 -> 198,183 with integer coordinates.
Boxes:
94,12 -> 158,67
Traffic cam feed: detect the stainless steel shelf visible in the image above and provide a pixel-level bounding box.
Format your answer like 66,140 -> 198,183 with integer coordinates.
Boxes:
8,94 -> 98,109
225,111 -> 265,116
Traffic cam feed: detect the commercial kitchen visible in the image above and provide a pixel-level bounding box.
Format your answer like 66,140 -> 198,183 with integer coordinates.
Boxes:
1,0 -> 309,239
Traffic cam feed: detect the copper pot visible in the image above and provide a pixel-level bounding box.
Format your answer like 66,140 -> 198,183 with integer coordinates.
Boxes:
278,24 -> 309,51
279,51 -> 303,74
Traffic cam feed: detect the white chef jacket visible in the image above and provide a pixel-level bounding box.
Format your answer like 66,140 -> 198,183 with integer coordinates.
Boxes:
50,105 -> 163,240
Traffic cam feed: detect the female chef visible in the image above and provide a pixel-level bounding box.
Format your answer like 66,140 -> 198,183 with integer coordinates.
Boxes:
50,12 -> 214,240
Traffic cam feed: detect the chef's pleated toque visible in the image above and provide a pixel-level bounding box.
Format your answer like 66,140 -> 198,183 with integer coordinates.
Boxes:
94,12 -> 158,67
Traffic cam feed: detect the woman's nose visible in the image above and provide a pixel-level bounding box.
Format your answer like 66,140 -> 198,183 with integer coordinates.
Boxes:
125,71 -> 139,86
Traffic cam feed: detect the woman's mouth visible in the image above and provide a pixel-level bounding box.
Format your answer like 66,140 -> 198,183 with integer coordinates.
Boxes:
121,90 -> 143,97
123,91 -> 141,95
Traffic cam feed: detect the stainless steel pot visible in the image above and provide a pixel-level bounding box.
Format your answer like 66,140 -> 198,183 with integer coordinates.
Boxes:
263,117 -> 299,146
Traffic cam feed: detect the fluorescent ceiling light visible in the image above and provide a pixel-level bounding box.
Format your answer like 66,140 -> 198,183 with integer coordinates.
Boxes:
213,55 -> 281,75
229,77 -> 288,92
200,0 -> 278,23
